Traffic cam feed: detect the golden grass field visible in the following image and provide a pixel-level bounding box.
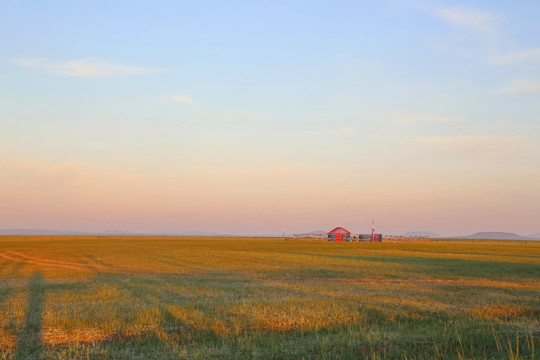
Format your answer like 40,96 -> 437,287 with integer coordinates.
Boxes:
0,236 -> 539,359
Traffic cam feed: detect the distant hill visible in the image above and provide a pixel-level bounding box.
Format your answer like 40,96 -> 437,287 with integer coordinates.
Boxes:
308,230 -> 328,236
180,231 -> 226,236
0,229 -> 236,237
404,231 -> 440,238
102,230 -> 136,235
463,232 -> 528,240
0,229 -> 176,236
527,233 -> 540,239
0,229 -> 94,235
293,230 -> 327,237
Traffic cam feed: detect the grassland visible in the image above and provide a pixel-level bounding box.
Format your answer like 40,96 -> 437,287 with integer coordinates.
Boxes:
0,236 -> 538,359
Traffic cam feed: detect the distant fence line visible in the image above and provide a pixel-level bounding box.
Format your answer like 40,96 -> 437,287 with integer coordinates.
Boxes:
0,234 -> 535,244
0,234 -> 290,240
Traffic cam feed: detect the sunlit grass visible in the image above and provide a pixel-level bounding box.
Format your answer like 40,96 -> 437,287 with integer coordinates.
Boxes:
0,236 -> 539,359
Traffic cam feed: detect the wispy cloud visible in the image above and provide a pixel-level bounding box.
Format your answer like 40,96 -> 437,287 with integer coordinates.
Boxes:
330,128 -> 355,136
165,95 -> 192,104
4,158 -> 84,176
423,5 -> 498,33
491,48 -> 540,65
1,158 -> 88,187
493,80 -> 540,94
12,58 -> 163,77
403,136 -> 525,155
394,115 -> 463,125
1,157 -> 143,190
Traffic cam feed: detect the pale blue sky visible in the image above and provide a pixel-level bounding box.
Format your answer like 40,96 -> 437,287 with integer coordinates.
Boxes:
1,1 -> 539,235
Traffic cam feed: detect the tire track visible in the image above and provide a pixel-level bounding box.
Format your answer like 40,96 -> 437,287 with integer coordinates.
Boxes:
0,250 -> 110,272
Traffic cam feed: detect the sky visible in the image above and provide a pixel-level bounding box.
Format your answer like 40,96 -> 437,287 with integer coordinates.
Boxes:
1,1 -> 539,236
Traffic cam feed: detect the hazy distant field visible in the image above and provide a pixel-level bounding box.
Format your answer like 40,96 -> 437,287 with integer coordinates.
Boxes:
0,237 -> 538,359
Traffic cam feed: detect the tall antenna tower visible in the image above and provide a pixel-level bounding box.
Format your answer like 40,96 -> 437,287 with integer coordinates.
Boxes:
371,220 -> 375,241
282,226 -> 285,238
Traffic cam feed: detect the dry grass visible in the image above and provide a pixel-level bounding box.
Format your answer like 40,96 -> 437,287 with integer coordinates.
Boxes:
0,236 -> 539,359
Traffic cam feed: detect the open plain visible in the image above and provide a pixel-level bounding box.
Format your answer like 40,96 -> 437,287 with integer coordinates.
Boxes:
0,236 -> 539,359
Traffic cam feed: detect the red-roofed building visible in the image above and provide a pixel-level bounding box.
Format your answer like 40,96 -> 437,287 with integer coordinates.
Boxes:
327,227 -> 351,242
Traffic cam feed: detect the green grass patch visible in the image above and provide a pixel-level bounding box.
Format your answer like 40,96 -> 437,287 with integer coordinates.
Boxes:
0,236 -> 538,359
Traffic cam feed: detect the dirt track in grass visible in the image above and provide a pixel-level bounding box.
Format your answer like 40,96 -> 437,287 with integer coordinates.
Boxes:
0,250 -> 110,272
